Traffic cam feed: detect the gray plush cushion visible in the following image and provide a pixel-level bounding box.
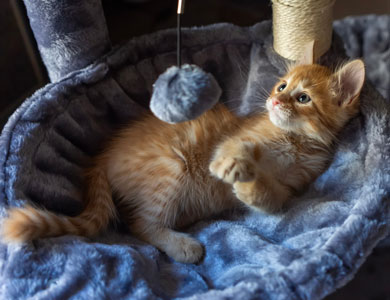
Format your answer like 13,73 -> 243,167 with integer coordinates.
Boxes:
0,17 -> 389,300
334,15 -> 390,100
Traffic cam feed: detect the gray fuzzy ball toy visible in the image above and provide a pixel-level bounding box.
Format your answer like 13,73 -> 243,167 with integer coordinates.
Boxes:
150,64 -> 222,123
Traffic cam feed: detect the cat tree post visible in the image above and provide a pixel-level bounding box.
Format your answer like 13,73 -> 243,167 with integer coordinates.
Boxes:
22,0 -> 111,82
272,0 -> 336,61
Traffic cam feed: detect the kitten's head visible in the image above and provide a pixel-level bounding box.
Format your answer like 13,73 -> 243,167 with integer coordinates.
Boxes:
266,41 -> 365,143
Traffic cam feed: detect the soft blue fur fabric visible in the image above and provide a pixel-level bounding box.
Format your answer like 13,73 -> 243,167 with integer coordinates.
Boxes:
22,0 -> 111,82
0,16 -> 390,299
334,15 -> 390,101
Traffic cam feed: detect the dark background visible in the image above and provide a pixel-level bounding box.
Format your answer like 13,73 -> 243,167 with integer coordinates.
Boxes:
0,0 -> 389,299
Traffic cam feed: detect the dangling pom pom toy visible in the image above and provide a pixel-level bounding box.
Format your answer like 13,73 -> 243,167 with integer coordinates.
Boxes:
150,0 -> 221,123
150,64 -> 221,123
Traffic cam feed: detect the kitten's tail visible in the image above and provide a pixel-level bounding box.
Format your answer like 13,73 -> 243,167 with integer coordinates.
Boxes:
2,166 -> 117,243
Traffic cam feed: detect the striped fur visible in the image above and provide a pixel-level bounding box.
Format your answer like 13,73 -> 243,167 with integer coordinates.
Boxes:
2,53 -> 365,263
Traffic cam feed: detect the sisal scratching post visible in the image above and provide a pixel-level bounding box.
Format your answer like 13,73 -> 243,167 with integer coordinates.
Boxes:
272,0 -> 336,61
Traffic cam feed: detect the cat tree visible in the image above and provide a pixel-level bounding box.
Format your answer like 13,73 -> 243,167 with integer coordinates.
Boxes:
22,0 -> 337,83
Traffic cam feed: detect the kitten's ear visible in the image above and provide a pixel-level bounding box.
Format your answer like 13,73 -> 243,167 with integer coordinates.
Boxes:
296,40 -> 315,66
334,59 -> 365,106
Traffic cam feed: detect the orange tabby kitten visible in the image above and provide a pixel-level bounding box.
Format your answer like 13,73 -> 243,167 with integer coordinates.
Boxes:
2,43 -> 365,263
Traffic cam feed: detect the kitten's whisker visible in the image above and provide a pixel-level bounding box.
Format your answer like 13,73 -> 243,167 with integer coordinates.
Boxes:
309,80 -> 327,87
233,51 -> 250,84
222,98 -> 245,105
253,91 -> 270,103
259,87 -> 271,98
235,61 -> 247,83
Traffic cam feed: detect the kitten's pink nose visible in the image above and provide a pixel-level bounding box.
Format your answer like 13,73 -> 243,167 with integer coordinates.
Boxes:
272,98 -> 280,107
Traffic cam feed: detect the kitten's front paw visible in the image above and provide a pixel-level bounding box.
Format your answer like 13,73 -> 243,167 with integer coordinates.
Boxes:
233,181 -> 284,212
209,157 -> 255,184
233,181 -> 257,206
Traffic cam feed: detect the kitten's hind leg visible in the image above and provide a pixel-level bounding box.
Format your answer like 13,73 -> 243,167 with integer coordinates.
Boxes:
132,222 -> 204,263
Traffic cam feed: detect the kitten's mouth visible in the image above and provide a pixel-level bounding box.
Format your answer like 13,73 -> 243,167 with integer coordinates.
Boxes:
266,100 -> 290,128
270,109 -> 284,122
267,100 -> 283,118
269,111 -> 290,130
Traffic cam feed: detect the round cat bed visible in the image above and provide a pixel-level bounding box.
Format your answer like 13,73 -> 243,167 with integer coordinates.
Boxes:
0,15 -> 389,300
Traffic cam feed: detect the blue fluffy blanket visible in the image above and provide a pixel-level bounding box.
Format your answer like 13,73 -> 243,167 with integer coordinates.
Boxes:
0,16 -> 389,299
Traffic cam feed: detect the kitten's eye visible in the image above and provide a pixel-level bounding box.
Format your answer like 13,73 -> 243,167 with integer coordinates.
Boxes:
297,93 -> 311,104
277,83 -> 287,92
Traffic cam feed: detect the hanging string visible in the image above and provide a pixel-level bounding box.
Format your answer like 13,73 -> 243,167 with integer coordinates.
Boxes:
177,13 -> 181,67
177,0 -> 185,68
